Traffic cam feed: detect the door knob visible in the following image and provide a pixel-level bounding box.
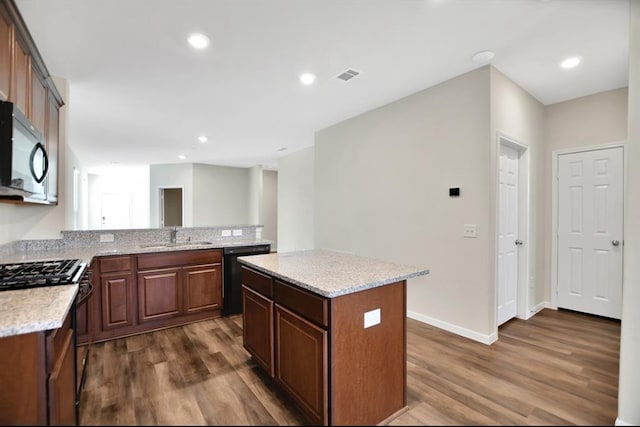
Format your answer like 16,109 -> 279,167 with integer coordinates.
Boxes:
515,240 -> 523,246
612,240 -> 620,246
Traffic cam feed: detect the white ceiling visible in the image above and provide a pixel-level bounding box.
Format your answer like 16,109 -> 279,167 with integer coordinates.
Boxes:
15,0 -> 629,171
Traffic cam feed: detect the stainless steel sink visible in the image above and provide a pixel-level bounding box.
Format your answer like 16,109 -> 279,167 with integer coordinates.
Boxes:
139,241 -> 213,249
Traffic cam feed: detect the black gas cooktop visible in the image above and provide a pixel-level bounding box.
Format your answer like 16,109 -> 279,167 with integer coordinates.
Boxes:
0,259 -> 86,291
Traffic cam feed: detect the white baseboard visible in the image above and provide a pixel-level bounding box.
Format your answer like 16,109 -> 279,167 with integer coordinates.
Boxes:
407,310 -> 497,345
615,417 -> 635,426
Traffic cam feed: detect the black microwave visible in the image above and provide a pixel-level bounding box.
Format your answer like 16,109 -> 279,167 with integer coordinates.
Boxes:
0,101 -> 48,200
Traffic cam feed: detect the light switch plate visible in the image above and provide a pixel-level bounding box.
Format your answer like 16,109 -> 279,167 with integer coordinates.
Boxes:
233,229 -> 243,236
221,230 -> 231,237
463,224 -> 477,238
364,308 -> 381,328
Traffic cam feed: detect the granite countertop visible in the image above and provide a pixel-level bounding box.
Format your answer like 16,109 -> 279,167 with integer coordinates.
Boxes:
0,239 -> 273,264
238,249 -> 429,298
0,238 -> 271,339
0,284 -> 78,338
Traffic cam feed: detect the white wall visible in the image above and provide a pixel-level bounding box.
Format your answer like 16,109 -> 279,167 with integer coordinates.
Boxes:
617,1 -> 640,425
543,87 -> 629,304
149,163 -> 194,227
277,146 -> 315,253
0,76 -> 71,243
315,67 -> 494,339
489,67 -> 546,321
261,169 -> 278,249
192,163 -> 249,226
66,147 -> 89,230
247,165 -> 262,225
86,165 -> 150,230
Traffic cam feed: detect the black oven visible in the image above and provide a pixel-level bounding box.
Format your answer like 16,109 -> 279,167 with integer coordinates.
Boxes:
0,101 -> 49,201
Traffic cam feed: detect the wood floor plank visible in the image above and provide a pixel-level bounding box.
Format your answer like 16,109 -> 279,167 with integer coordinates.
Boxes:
79,308 -> 620,426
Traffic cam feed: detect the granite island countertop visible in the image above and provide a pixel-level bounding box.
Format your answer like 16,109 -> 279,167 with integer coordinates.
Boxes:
0,237 -> 271,338
237,249 -> 429,298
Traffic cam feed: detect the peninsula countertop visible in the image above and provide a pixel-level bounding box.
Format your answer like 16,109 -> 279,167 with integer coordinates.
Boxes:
237,249 -> 429,298
0,238 -> 271,339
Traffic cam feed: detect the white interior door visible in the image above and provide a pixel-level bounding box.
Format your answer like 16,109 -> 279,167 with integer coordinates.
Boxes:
498,145 -> 519,326
557,146 -> 623,319
100,193 -> 132,229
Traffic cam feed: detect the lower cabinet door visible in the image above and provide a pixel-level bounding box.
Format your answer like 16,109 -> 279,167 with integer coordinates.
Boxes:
101,272 -> 135,330
242,285 -> 274,376
138,268 -> 182,323
274,304 -> 328,426
183,263 -> 222,314
48,329 -> 76,426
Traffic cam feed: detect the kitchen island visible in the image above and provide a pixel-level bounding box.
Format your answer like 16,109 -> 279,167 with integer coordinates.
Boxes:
238,249 -> 429,426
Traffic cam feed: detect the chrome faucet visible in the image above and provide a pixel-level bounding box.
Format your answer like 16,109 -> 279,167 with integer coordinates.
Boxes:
170,226 -> 178,244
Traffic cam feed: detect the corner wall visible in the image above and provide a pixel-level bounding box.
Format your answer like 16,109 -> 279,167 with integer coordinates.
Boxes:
543,87 -> 629,304
314,67 -> 494,338
277,146 -> 315,253
489,67 -> 546,323
617,0 -> 640,424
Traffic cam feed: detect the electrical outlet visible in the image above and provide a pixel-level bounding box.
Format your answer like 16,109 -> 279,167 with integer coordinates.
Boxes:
99,233 -> 114,243
221,230 -> 231,237
233,229 -> 243,236
463,224 -> 477,238
364,308 -> 381,328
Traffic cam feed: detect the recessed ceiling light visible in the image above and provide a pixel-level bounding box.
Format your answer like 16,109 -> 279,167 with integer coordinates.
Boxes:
187,33 -> 210,50
178,154 -> 186,160
472,50 -> 495,64
560,56 -> 581,69
299,73 -> 316,85
198,135 -> 208,143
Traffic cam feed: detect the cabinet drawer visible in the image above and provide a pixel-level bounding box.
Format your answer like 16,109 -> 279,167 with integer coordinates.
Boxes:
274,280 -> 329,328
99,255 -> 132,273
242,267 -> 273,298
137,249 -> 221,270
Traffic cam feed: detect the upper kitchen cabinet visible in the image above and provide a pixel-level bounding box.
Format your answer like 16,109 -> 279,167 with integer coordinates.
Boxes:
12,31 -> 29,116
0,0 -> 64,206
45,90 -> 59,203
30,64 -> 46,134
0,10 -> 11,100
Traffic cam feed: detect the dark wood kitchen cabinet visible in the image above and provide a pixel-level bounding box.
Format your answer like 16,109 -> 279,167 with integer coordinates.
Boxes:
137,267 -> 182,322
0,307 -> 76,426
183,263 -> 222,314
0,0 -> 64,206
99,255 -> 136,331
242,284 -> 274,376
85,249 -> 223,344
45,90 -> 60,203
242,264 -> 407,426
137,250 -> 222,322
0,10 -> 11,100
11,31 -> 29,117
242,267 -> 328,425
30,65 -> 47,135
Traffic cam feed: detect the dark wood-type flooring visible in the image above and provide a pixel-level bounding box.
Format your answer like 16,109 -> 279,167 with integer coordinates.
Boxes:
78,308 -> 620,426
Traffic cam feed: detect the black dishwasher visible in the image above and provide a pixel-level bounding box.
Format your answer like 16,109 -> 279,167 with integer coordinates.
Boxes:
223,244 -> 271,316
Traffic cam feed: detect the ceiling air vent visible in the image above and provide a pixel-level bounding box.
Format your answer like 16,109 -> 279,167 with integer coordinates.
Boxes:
335,68 -> 361,82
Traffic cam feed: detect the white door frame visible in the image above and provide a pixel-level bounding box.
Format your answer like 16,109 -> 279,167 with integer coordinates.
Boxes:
495,131 -> 531,327
157,186 -> 185,228
550,142 -> 625,310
